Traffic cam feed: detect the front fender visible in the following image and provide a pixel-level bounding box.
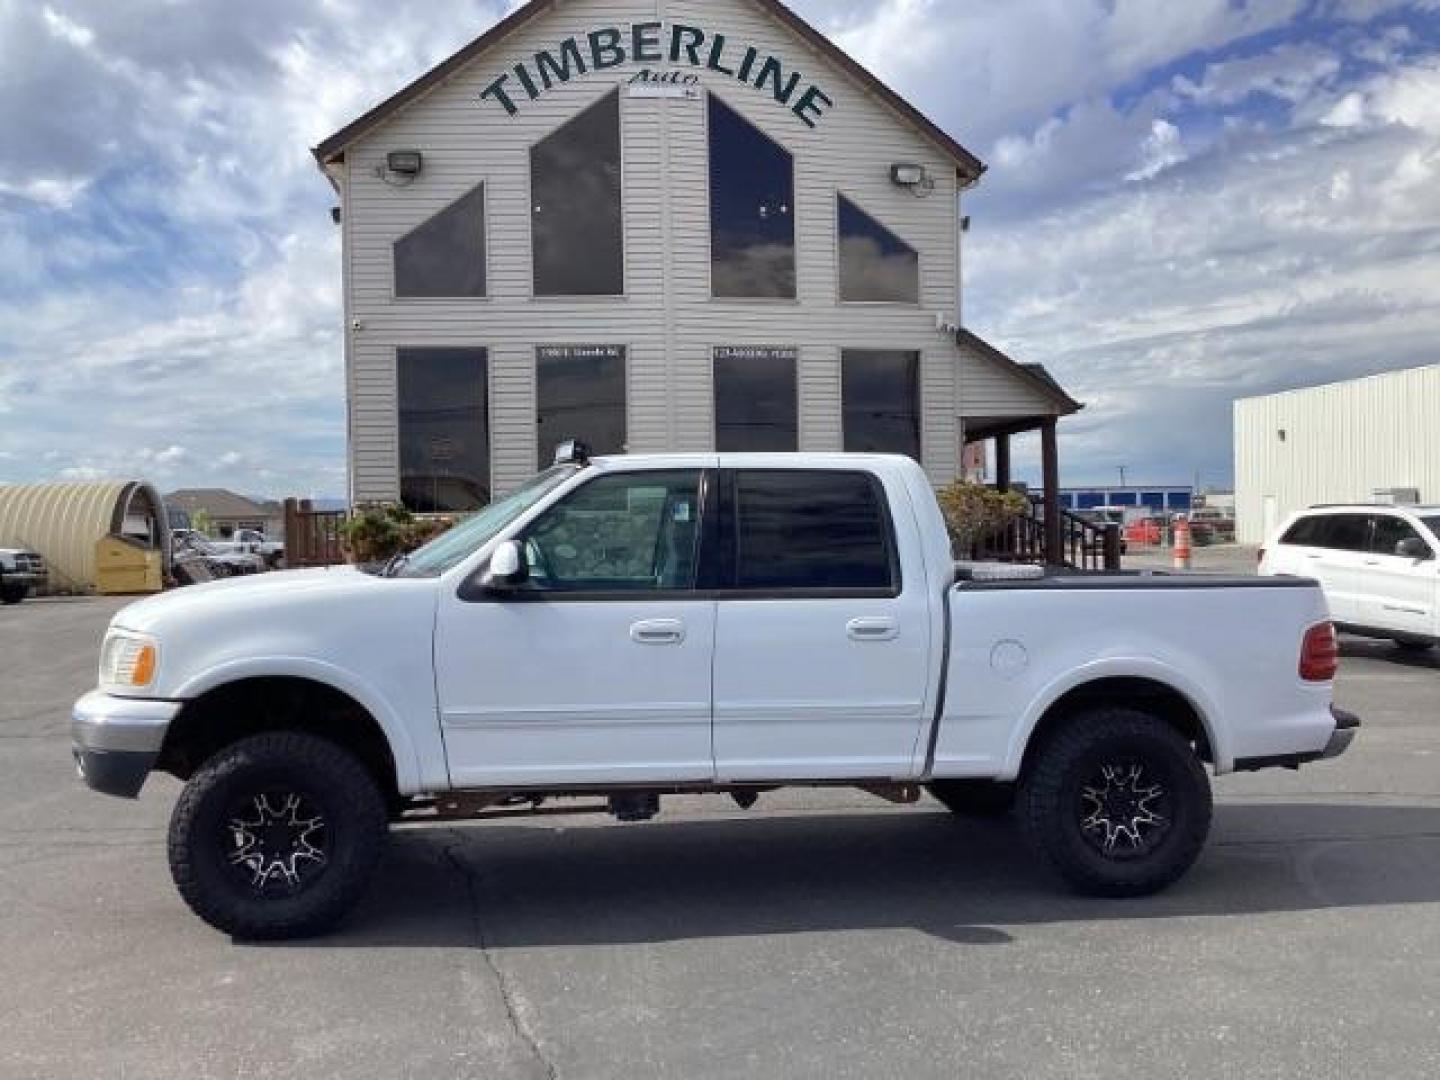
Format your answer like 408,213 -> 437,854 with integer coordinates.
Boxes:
999,656 -> 1230,780
171,657 -> 429,794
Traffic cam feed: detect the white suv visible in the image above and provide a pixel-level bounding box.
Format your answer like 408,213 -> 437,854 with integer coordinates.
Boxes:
1260,505 -> 1440,651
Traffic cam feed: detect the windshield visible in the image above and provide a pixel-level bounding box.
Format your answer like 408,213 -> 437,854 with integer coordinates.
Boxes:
1421,515 -> 1440,540
394,467 -> 578,578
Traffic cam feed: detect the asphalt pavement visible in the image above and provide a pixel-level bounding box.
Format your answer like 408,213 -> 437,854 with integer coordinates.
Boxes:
2,594 -> 1438,1079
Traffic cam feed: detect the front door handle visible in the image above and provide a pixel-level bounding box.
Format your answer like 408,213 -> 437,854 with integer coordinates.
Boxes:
631,619 -> 686,645
847,617 -> 899,642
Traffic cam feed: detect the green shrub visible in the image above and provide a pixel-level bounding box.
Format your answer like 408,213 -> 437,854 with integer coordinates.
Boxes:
935,481 -> 1032,558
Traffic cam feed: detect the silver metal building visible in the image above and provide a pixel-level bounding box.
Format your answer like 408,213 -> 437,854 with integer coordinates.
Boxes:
313,0 -> 1081,519
1234,363 -> 1440,543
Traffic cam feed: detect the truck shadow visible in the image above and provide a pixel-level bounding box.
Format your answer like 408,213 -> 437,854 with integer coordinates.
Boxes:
264,801 -> 1440,951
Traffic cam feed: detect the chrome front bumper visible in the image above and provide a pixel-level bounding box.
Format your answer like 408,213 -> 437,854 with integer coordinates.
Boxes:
71,691 -> 181,798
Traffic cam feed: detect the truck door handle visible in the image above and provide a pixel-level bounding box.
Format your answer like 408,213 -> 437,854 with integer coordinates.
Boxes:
631,619 -> 686,645
847,617 -> 898,642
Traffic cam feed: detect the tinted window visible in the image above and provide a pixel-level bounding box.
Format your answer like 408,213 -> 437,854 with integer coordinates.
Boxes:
532,91 -> 623,296
1314,514 -> 1372,552
394,184 -> 486,297
1371,515 -> 1429,557
733,471 -> 895,591
714,347 -> 798,452
1281,516 -> 1323,546
838,195 -> 919,303
398,348 -> 489,512
709,95 -> 795,299
521,471 -> 702,592
842,350 -> 921,460
536,346 -> 626,467
1422,516 -> 1440,540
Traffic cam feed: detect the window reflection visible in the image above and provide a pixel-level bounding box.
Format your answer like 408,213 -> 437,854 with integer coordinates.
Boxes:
714,347 -> 798,452
838,195 -> 919,303
398,348 -> 490,512
709,95 -> 796,299
532,91 -> 624,296
842,350 -> 920,460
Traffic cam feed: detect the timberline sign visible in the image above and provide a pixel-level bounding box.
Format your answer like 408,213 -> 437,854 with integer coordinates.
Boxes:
480,22 -> 834,128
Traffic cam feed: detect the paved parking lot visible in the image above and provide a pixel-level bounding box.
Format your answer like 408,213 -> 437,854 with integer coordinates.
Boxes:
3,595 -> 1438,1079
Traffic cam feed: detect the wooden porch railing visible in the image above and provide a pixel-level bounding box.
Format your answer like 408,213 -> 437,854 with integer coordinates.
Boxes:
972,502 -> 1122,572
283,498 -> 346,568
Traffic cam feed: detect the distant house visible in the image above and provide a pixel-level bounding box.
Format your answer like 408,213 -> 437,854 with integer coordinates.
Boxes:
166,489 -> 283,539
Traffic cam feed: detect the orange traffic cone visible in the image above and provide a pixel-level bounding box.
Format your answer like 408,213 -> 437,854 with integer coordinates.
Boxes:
1173,515 -> 1193,571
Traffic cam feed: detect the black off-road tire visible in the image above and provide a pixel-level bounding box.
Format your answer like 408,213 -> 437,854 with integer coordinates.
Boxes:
927,779 -> 1016,818
0,581 -> 28,605
168,732 -> 388,939
1018,709 -> 1211,897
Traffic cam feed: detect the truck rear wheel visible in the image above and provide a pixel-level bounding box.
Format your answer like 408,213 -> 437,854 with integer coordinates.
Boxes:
1019,709 -> 1211,897
0,581 -> 28,604
167,732 -> 387,939
927,779 -> 1016,817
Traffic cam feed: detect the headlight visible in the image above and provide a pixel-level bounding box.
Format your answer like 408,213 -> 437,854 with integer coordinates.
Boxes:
99,630 -> 159,690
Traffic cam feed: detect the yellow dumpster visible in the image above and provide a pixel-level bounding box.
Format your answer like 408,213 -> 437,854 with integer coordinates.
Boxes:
94,535 -> 163,595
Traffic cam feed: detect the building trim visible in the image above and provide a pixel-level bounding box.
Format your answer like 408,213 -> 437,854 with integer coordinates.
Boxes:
955,329 -> 1083,416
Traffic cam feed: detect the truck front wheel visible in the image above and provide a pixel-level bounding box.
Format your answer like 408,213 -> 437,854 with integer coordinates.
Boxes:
0,581 -> 29,604
1019,709 -> 1211,897
168,732 -> 388,939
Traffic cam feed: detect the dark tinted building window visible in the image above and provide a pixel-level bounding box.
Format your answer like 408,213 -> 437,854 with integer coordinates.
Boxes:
733,471 -> 896,592
532,91 -> 623,295
842,350 -> 921,460
837,195 -> 919,303
714,347 -> 798,452
536,345 -> 626,467
394,184 -> 486,297
709,95 -> 795,299
398,348 -> 489,512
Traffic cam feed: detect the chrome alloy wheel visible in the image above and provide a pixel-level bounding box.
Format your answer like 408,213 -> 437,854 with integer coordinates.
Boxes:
1078,761 -> 1171,860
223,791 -> 330,896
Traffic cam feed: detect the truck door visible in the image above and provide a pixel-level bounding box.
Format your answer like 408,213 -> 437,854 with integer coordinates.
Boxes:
434,468 -> 717,788
710,469 -> 933,781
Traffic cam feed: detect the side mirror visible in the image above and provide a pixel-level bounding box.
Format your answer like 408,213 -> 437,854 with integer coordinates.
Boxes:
481,540 -> 528,592
1396,537 -> 1432,560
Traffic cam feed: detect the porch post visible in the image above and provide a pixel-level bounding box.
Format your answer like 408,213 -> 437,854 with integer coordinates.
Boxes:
1041,419 -> 1062,567
994,434 -> 1012,492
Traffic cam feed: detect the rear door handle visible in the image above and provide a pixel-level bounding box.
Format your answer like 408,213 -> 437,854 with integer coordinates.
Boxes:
847,617 -> 899,642
631,619 -> 686,645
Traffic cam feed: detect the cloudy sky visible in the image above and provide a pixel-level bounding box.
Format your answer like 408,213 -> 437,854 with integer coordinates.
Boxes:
1,0 -> 1437,496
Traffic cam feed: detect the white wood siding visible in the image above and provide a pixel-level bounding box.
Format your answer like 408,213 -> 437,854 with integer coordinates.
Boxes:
1234,364 -> 1440,543
342,0 -> 980,499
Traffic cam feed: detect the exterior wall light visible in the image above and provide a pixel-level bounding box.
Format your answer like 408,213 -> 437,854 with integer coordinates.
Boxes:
386,150 -> 424,176
891,163 -> 928,187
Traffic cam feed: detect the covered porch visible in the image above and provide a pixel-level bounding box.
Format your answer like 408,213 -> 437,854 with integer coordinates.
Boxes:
956,332 -> 1117,570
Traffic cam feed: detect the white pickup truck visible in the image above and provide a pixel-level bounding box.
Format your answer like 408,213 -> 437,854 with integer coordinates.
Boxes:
73,450 -> 1357,939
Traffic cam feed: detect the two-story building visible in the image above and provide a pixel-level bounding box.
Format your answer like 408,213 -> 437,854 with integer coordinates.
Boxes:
313,0 -> 1081,545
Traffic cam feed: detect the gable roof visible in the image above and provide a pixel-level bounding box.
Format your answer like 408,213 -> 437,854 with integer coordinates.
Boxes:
165,489 -> 278,520
311,0 -> 985,180
956,329 -> 1084,416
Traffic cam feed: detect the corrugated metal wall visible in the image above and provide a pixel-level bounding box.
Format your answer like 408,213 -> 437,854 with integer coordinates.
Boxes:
0,481 -> 164,592
1234,364 -> 1440,543
338,0 -> 1046,501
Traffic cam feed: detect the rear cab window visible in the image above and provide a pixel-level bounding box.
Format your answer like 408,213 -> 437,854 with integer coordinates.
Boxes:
725,470 -> 899,596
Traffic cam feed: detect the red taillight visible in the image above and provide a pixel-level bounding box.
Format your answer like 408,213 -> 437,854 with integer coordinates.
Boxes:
1300,622 -> 1339,682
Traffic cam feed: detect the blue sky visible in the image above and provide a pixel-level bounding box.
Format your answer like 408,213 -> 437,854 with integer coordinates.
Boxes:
1,0 -> 1438,496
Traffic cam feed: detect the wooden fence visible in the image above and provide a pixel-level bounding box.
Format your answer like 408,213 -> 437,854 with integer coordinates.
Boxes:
283,499 -> 346,568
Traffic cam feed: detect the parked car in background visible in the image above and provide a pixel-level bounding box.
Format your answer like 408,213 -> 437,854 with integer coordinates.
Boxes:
1190,508 -> 1236,543
74,450 -> 1355,939
1260,505 -> 1440,651
0,548 -> 47,604
1126,517 -> 1167,547
230,529 -> 285,569
171,531 -> 265,577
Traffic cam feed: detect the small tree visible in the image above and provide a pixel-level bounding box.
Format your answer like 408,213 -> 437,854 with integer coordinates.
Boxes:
339,504 -> 455,564
935,480 -> 1032,559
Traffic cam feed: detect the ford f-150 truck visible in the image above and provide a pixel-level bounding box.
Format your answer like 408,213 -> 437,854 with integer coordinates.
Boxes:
73,450 -> 1357,939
